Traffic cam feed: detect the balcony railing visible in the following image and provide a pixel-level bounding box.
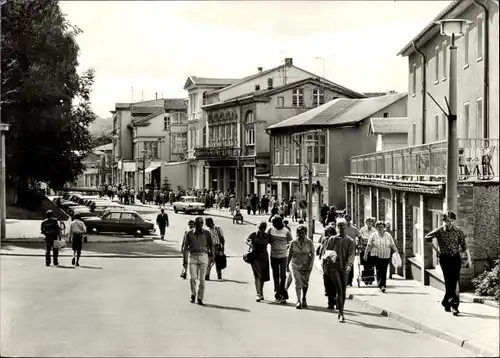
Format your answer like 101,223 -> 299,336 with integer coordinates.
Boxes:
350,138 -> 499,181
194,146 -> 241,159
243,146 -> 255,156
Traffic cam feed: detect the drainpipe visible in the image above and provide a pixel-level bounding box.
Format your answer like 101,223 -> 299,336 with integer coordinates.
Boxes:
412,41 -> 427,144
472,0 -> 489,138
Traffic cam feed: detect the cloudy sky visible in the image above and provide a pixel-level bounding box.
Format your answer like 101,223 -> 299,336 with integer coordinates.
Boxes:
59,0 -> 451,118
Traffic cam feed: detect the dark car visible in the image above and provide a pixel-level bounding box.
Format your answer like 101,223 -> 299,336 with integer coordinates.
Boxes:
82,210 -> 155,237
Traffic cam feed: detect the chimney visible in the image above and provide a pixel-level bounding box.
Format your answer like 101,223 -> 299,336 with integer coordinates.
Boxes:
255,84 -> 260,91
267,78 -> 273,90
257,67 -> 263,72
284,58 -> 293,66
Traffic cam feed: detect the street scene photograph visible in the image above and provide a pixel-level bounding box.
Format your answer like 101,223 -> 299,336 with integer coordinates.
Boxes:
0,0 -> 499,357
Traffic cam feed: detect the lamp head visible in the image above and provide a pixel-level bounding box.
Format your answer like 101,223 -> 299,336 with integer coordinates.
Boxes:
436,19 -> 470,37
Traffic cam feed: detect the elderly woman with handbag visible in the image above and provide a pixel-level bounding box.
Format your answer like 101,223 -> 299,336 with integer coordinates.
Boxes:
245,221 -> 271,302
363,220 -> 398,293
286,225 -> 315,309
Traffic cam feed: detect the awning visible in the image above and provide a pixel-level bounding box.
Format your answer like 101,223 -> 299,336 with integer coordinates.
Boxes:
145,162 -> 161,173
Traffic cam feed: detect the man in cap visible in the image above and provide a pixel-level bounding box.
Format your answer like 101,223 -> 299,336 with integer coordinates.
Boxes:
40,210 -> 61,266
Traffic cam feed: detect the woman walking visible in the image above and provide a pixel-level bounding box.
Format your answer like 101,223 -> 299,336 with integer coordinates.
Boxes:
321,218 -> 356,322
287,225 -> 315,309
246,221 -> 271,302
69,214 -> 87,266
359,218 -> 377,285
363,221 -> 398,293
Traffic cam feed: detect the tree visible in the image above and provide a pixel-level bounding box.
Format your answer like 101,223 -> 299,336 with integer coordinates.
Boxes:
162,177 -> 172,192
1,0 -> 96,200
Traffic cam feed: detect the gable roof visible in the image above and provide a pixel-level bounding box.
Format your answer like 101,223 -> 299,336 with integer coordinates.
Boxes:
164,98 -> 187,111
369,117 -> 408,135
397,0 -> 471,57
132,109 -> 165,126
267,93 -> 408,131
183,76 -> 239,90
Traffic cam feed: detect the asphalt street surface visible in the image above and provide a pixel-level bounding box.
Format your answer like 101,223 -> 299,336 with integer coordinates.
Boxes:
1,211 -> 476,357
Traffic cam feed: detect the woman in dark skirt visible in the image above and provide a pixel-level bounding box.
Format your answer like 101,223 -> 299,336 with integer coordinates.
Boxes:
246,221 -> 271,302
69,214 -> 87,266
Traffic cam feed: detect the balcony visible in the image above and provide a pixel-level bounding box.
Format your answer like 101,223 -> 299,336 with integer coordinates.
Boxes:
349,138 -> 499,182
194,146 -> 241,159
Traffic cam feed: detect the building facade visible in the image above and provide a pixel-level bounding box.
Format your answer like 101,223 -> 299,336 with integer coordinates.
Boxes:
368,117 -> 409,152
183,77 -> 238,190
74,143 -> 113,187
268,93 -> 408,211
345,0 -> 499,291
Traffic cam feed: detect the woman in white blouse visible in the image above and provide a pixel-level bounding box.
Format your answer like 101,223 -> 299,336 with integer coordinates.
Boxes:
363,221 -> 397,293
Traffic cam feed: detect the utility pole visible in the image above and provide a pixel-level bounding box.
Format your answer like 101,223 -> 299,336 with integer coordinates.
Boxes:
307,144 -> 314,238
0,122 -> 10,241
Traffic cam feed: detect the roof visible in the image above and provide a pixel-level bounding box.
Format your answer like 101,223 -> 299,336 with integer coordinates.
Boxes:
267,93 -> 408,131
132,109 -> 164,126
164,98 -> 187,111
210,64 -> 284,94
369,117 -> 408,135
115,98 -> 186,112
397,0 -> 472,57
183,76 -> 239,90
93,143 -> 113,152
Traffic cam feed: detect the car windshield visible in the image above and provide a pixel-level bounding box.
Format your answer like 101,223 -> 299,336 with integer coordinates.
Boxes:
184,197 -> 196,203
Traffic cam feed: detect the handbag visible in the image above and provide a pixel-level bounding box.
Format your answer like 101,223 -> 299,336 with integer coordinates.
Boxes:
285,271 -> 293,290
243,248 -> 254,264
53,238 -> 66,249
391,252 -> 402,268
215,252 -> 227,270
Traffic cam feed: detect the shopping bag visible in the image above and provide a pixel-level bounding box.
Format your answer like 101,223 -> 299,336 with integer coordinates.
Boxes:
53,239 -> 66,250
286,271 -> 293,290
391,252 -> 402,268
215,253 -> 227,270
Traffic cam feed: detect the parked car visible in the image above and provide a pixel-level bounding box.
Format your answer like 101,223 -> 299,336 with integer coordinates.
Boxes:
89,203 -> 125,215
67,206 -> 91,216
83,210 -> 155,237
173,196 -> 205,214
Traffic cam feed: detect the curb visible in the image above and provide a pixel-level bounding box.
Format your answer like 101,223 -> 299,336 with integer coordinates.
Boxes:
348,294 -> 497,357
2,238 -> 155,244
0,253 -> 242,259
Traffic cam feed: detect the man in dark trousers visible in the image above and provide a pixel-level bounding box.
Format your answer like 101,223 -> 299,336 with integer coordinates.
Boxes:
41,210 -> 61,267
425,210 -> 472,316
156,208 -> 169,240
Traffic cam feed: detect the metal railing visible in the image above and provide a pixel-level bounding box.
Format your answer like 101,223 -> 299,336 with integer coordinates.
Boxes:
350,138 -> 499,181
194,146 -> 241,159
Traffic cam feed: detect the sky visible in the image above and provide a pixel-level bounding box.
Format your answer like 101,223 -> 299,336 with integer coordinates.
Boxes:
59,0 -> 452,119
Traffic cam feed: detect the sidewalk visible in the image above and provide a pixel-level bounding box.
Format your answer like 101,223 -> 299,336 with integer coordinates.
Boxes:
313,257 -> 499,357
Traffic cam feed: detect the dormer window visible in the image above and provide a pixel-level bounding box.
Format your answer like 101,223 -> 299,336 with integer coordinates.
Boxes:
313,88 -> 325,106
292,88 -> 304,107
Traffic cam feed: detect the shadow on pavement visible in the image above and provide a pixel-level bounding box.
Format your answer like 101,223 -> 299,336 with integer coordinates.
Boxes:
383,291 -> 430,295
56,265 -> 75,269
211,279 -> 249,284
77,265 -> 103,270
457,312 -> 499,320
346,318 -> 418,334
203,303 -> 250,313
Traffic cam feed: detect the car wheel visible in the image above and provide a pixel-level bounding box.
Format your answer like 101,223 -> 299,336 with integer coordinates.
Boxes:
134,228 -> 144,237
90,226 -> 99,234
174,207 -> 178,213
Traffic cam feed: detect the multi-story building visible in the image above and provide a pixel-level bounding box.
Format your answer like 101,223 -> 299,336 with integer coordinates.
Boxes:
345,0 -> 499,291
267,93 -> 407,211
110,98 -> 186,190
74,143 -> 113,187
183,77 -> 238,189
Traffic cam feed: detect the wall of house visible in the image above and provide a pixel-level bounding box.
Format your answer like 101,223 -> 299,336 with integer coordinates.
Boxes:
407,3 -> 496,146
118,110 -> 133,160
163,161 -> 189,191
382,133 -> 409,151
487,2 -> 499,140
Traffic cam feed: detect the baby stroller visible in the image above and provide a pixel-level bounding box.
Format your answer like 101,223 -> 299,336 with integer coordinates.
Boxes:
356,246 -> 376,287
233,209 -> 244,224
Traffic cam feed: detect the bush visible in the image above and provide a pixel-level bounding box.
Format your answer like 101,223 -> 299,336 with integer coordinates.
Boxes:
471,259 -> 499,300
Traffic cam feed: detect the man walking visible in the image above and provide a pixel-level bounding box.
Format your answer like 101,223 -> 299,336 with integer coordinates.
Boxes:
156,208 -> 169,240
69,214 -> 87,266
182,216 -> 214,305
181,220 -> 196,279
344,215 -> 362,286
269,215 -> 293,303
41,210 -> 61,267
425,211 -> 471,316
205,217 -> 225,280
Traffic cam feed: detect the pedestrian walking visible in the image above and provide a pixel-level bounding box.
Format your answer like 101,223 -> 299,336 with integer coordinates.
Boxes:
69,214 -> 87,266
363,221 -> 398,293
359,218 -> 377,285
269,215 -> 293,303
40,210 -> 61,267
181,220 -> 196,279
318,225 -> 337,308
246,221 -> 271,302
229,195 -> 236,215
182,216 -> 214,305
344,215 -> 362,286
205,217 -> 226,280
287,225 -> 315,309
425,211 -> 472,316
156,209 -> 170,240
321,218 -> 356,322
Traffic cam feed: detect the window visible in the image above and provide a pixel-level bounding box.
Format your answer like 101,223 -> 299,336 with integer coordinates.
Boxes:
431,210 -> 444,267
434,114 -> 440,142
202,127 -> 206,147
307,133 -> 326,164
363,194 -> 371,220
202,92 -> 207,106
383,112 -> 389,118
413,206 -> 423,257
120,213 -> 135,221
244,111 -> 255,146
293,137 -> 300,164
274,137 -> 281,164
476,98 -> 484,138
463,102 -> 470,138
277,97 -> 284,107
439,113 -> 447,141
411,64 -> 417,95
172,133 -> 187,154
435,46 -> 440,82
144,141 -> 159,159
164,116 -> 170,131
477,15 -> 483,59
284,136 -> 290,165
110,212 -> 122,221
231,123 -> 237,145
464,26 -> 470,66
292,88 -> 304,107
442,40 -> 448,80
313,88 -> 325,106
412,122 -> 417,145
384,199 -> 392,223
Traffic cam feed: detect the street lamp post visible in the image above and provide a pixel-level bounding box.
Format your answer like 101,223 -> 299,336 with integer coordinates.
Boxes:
141,149 -> 147,204
436,19 -> 470,213
0,122 -> 11,241
305,138 -> 317,239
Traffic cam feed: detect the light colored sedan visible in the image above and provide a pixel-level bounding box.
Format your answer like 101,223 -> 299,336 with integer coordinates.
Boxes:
173,196 -> 205,215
